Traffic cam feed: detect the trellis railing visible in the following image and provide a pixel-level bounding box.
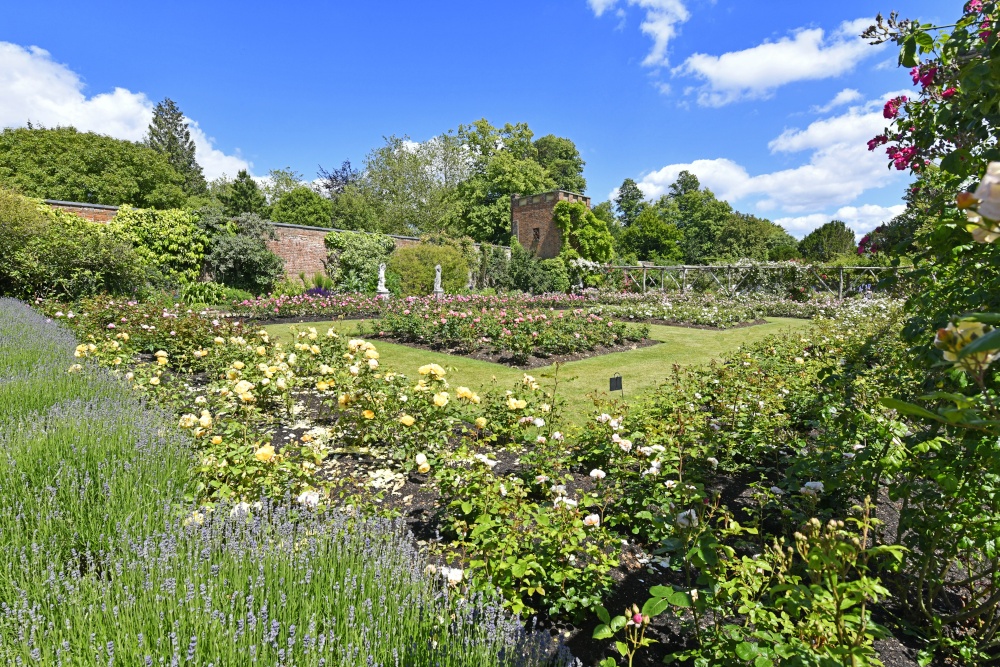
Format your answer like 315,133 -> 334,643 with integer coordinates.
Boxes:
605,264 -> 900,298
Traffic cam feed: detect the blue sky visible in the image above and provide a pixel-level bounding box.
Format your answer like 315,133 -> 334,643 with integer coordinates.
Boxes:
1,0 -> 947,237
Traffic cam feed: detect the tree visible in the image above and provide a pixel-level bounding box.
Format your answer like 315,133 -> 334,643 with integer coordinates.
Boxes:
317,160 -> 360,200
0,127 -> 187,208
221,169 -> 267,217
270,186 -> 334,228
145,98 -> 207,196
662,171 -> 734,264
617,207 -> 684,264
716,213 -> 796,262
534,134 -> 586,193
614,178 -> 645,227
330,135 -> 465,235
552,201 -> 614,263
453,119 -> 555,244
798,220 -> 857,261
262,167 -> 304,205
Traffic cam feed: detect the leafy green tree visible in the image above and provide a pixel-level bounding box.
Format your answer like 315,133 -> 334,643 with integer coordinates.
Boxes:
552,201 -> 614,263
262,168 -> 304,205
798,220 -> 857,261
458,149 -> 554,244
592,200 -> 618,235
664,171 -> 734,264
270,186 -> 334,228
221,169 -> 267,217
453,120 -> 555,244
0,127 -> 186,208
716,213 -> 795,261
330,135 -> 468,236
145,98 -> 207,196
617,207 -> 684,264
534,134 -> 586,193
614,178 -> 645,227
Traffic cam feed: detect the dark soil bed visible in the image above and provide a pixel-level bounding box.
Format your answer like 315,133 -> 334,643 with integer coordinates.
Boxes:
631,317 -> 769,330
370,336 -> 661,368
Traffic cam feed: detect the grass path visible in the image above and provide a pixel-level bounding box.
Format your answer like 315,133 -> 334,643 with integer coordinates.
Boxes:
265,317 -> 813,421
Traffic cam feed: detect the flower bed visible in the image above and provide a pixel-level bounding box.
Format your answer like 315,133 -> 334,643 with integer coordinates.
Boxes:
0,298 -> 572,665
36,290 -> 957,665
371,302 -> 650,364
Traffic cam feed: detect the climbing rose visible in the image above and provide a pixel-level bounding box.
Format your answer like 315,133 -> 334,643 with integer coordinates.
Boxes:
883,96 -> 907,119
867,135 -> 888,151
941,87 -> 957,99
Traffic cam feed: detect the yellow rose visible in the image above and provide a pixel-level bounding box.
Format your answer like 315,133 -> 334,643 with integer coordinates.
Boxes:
418,363 -> 446,378
475,417 -> 487,429
232,361 -> 245,370
363,409 -> 376,420
507,396 -> 527,410
233,380 -> 254,395
399,414 -> 415,426
256,346 -> 267,356
433,392 -> 449,407
254,445 -> 276,463
149,376 -> 161,386
211,436 -> 223,445
316,380 -> 329,392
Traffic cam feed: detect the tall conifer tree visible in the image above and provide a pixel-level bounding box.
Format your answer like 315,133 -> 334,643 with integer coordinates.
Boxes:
146,98 -> 207,196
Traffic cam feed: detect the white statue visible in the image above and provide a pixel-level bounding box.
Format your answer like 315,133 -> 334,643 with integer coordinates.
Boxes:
434,264 -> 442,291
377,263 -> 387,290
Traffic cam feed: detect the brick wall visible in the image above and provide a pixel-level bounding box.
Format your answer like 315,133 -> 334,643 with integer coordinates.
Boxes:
42,200 -> 500,279
510,190 -> 590,259
45,200 -> 119,223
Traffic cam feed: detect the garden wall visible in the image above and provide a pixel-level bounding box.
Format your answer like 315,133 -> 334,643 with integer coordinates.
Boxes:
43,200 -> 468,278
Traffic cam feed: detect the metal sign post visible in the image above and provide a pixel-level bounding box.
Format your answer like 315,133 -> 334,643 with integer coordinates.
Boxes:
609,373 -> 623,398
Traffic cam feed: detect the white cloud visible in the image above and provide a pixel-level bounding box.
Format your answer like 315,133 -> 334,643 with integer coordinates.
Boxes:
774,203 -> 905,238
0,42 -> 250,180
629,93 -> 908,236
675,18 -> 883,106
812,88 -> 863,113
587,0 -> 690,68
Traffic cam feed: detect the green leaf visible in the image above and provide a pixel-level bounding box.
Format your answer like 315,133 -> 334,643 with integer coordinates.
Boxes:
649,585 -> 674,597
460,501 -> 473,514
616,640 -> 628,656
900,35 -> 918,67
610,615 -> 627,632
596,605 -> 611,625
914,31 -> 935,50
735,642 -> 758,661
592,624 -> 614,640
754,657 -> 774,667
880,397 -> 946,423
668,590 -> 692,607
958,313 -> 1000,325
642,597 -> 669,618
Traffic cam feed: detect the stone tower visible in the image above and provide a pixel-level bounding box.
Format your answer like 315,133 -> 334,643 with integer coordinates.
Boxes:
510,190 -> 591,259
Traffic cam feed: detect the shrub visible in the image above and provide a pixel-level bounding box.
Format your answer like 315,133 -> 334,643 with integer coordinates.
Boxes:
108,205 -> 208,285
324,230 -> 396,292
202,213 -> 285,295
388,243 -> 469,295
0,191 -> 146,299
508,242 -> 565,294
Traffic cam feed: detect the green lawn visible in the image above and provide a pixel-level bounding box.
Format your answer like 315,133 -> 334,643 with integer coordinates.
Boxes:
264,317 -> 813,422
